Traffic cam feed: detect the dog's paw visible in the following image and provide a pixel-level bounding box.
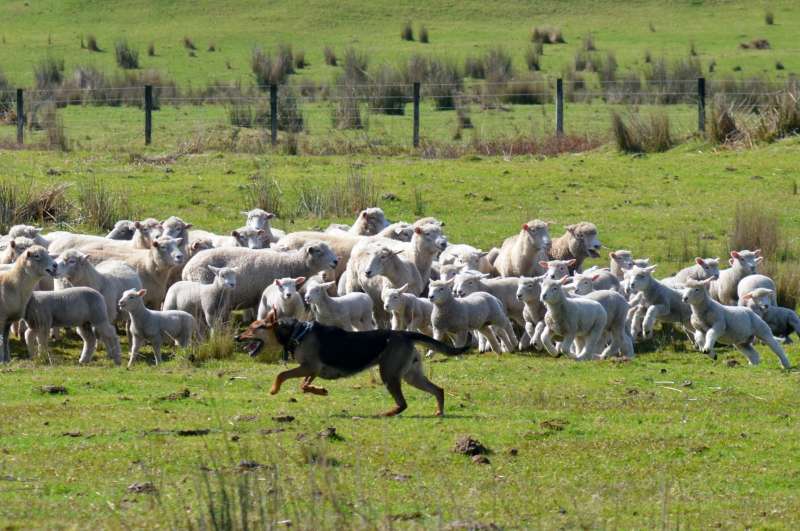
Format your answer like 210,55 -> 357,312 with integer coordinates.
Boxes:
269,386 -> 280,395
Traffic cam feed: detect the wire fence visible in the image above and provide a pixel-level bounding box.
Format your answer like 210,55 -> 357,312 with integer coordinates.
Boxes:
0,77 -> 796,154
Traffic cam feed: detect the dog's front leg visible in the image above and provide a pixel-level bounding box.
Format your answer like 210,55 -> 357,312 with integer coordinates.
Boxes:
300,375 -> 328,396
270,364 -> 314,395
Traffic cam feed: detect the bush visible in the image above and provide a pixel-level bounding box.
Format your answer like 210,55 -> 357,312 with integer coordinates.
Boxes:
33,56 -> 64,89
86,34 -> 100,52
182,36 -> 196,50
340,47 -> 368,87
525,45 -> 541,71
276,43 -> 295,75
294,50 -> 306,69
530,26 -> 564,44
728,202 -> 780,260
426,58 -> 462,110
582,34 -> 596,51
147,42 -> 155,57
77,177 -> 135,231
501,75 -> 549,105
251,47 -> 291,87
419,25 -> 429,43
776,61 -> 784,70
114,40 -> 139,69
764,262 -> 800,310
644,56 -> 702,104
484,47 -> 513,82
765,9 -> 774,25
405,53 -> 429,82
401,21 -> 414,41
709,102 -> 739,144
611,111 -> 673,153
369,64 -> 407,115
464,55 -> 485,79
323,46 -> 337,66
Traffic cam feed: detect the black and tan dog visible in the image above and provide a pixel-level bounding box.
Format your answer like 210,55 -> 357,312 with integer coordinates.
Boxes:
236,310 -> 469,416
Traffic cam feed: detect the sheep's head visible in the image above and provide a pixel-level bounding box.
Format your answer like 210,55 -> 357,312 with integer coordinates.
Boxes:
567,222 -> 601,258
681,278 -> 713,304
440,263 -> 466,282
540,276 -> 569,304
55,250 -> 88,279
362,246 -> 401,279
516,276 -> 543,302
610,250 -> 634,270
134,218 -> 164,243
5,237 -> 35,261
304,242 -> 338,271
190,239 -> 214,256
453,250 -> 487,271
20,245 -> 57,278
428,279 -> 454,305
232,228 -> 269,249
355,207 -> 390,235
118,288 -> 146,311
162,216 -> 192,239
106,220 -> 136,240
381,283 -> 409,312
523,220 -> 551,250
8,224 -> 43,239
571,272 -> 598,295
274,277 -> 304,300
695,257 -> 721,280
242,208 -> 275,231
152,236 -> 185,266
741,287 -> 774,313
304,282 -> 335,305
414,224 -> 447,253
539,259 -> 575,280
453,272 -> 488,298
381,222 -> 414,242
629,265 -> 657,294
730,250 -> 761,275
209,265 -> 238,289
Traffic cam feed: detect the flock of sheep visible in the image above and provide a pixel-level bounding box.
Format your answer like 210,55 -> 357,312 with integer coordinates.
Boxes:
0,206 -> 797,369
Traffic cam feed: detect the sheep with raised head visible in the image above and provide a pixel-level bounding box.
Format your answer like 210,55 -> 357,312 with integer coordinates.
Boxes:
440,244 -> 493,275
539,276 -> 607,360
381,283 -> 434,335
493,220 -> 551,277
23,287 -> 121,364
682,279 -> 790,368
242,208 -> 284,243
257,277 -> 307,320
608,250 -> 635,280
163,266 -> 238,336
548,222 -> 601,273
304,281 -> 376,331
118,288 -> 194,368
48,219 -> 163,254
709,249 -> 762,305
661,257 -> 721,289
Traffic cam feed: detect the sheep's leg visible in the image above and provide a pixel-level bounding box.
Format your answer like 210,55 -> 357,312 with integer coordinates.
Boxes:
491,326 -> 512,353
642,305 -> 667,338
77,325 -> 97,364
501,321 -> 518,352
127,335 -> 143,368
702,324 -> 723,359
478,326 -> 503,354
519,322 -> 533,351
540,327 -> 559,356
152,339 -> 163,366
532,321 -> 545,350
620,329 -> 635,359
735,343 -> 761,366
428,328 -> 447,357
560,334 -> 576,357
97,323 -> 122,366
693,330 -> 705,351
757,334 -> 790,369
24,328 -> 38,358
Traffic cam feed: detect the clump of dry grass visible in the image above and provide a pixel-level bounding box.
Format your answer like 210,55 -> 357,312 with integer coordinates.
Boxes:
86,34 -> 101,52
728,202 -> 781,259
709,102 -> 739,144
77,177 -> 136,231
0,181 -> 72,232
525,45 -> 541,71
765,9 -> 775,25
401,21 -> 414,41
530,26 -> 564,44
182,36 -> 196,51
323,46 -> 337,66
294,50 -> 306,69
582,34 -> 596,52
114,40 -> 139,69
419,25 -> 429,43
147,43 -> 156,57
611,111 -> 673,153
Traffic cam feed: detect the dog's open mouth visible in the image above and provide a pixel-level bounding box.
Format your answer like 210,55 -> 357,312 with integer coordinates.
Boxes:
241,339 -> 264,357
588,249 -> 601,258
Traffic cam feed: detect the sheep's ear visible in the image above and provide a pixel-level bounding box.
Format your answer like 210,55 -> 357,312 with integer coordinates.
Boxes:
266,212 -> 275,219
134,221 -> 142,229
479,273 -> 491,279
645,265 -> 658,273
137,289 -> 147,297
208,265 -> 221,274
695,257 -> 706,266
321,281 -> 336,288
567,259 -> 577,267
9,240 -> 16,249
175,238 -> 184,246
398,283 -> 410,293
591,274 -> 601,282
361,211 -> 368,218
478,251 -> 488,258
742,292 -> 753,301
257,229 -> 265,236
559,276 -> 571,285
522,223 -> 529,231
444,277 -> 455,285
294,276 -> 306,287
754,249 -> 762,257
185,223 -> 193,230
701,278 -> 714,287
231,230 -> 240,238
274,279 -> 282,286
567,224 -> 578,234
391,249 -> 403,256
756,256 -> 764,263
152,241 -> 160,248
414,227 -> 422,235
609,251 -> 617,259
538,260 -> 548,268
731,250 -> 741,259
729,258 -> 734,266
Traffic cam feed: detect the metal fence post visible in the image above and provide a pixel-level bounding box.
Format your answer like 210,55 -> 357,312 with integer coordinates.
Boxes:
555,78 -> 564,136
270,84 -> 278,145
144,85 -> 153,145
412,82 -> 420,148
16,89 -> 23,144
697,77 -> 706,133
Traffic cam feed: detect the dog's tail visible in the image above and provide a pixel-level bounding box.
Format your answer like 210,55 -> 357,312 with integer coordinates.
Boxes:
402,331 -> 471,356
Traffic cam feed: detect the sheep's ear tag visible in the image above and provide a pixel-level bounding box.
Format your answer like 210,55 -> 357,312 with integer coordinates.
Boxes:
522,223 -> 529,231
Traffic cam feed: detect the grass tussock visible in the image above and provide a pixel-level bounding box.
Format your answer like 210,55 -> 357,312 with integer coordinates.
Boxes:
182,36 -> 196,51
33,56 -> 64,89
421,133 -> 600,159
525,45 -> 541,71
401,21 -> 414,41
369,64 -> 408,115
0,181 -> 72,233
86,34 -> 100,52
531,26 -> 565,44
76,177 -> 136,232
709,102 -> 740,144
765,9 -> 775,25
182,323 -> 238,365
419,25 -> 429,43
323,46 -> 337,66
294,164 -> 378,218
251,47 -> 293,87
611,111 -> 673,153
114,40 -> 139,69
728,203 -> 781,259
294,50 -> 306,69
582,34 -> 596,52
147,42 -> 155,57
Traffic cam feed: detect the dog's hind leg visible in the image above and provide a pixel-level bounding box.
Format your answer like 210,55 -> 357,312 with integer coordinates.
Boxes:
270,364 -> 315,395
403,355 -> 445,416
379,377 -> 407,417
300,375 -> 328,396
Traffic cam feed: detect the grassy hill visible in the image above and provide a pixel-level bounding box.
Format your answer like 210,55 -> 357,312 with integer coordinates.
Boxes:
0,0 -> 798,87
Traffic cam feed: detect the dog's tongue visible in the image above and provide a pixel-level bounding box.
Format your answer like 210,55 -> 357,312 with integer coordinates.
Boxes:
245,342 -> 260,355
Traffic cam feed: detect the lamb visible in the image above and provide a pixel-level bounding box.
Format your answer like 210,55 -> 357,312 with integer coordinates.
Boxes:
428,278 -> 517,353
515,276 -> 546,350
627,265 -> 692,339
709,249 -> 762,305
453,271 -> 524,330
492,220 -> 551,277
548,222 -> 602,273
48,219 -> 163,254
578,266 -> 622,293
344,207 -> 391,236
304,281 -> 376,331
0,246 -> 57,363
23,287 -> 121,365
440,244 -> 493,275
163,266 -> 238,336
539,276 -> 607,360
1,237 -> 36,264
181,242 -> 338,311
80,236 -> 185,309
661,257 -> 721,288
570,277 -> 633,358
540,259 -> 575,280
439,263 -> 467,282
118,288 -> 194,368
257,277 -> 307,320
6,225 -> 50,248
741,288 -> 800,343
378,222 -> 415,242
381,283 -> 434,335
682,279 -> 790,368
242,208 -> 284,242
54,250 -> 143,325
736,274 -> 776,306
609,250 -> 635,280
161,216 -> 192,241
106,220 -> 136,240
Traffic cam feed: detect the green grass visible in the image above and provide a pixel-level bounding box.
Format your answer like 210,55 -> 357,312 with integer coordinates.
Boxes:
0,0 -> 797,87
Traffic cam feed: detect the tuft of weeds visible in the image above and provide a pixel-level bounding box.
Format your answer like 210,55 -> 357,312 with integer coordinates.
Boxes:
525,45 -> 541,71
182,36 -> 196,51
323,46 -> 337,66
114,40 -> 139,69
0,181 -> 72,233
401,21 -> 414,41
419,25 -> 429,43
33,56 -> 64,89
765,9 -> 774,25
147,42 -> 155,57
728,203 -> 780,259
248,170 -> 283,217
86,34 -> 101,52
76,177 -> 136,232
294,50 -> 306,69
611,111 -> 673,154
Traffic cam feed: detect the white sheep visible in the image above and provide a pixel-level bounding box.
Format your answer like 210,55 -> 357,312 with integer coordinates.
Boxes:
381,283 -> 434,335
661,257 -> 721,289
242,208 -> 284,243
257,277 -> 307,320
540,259 -> 575,280
105,220 -> 136,240
578,266 -> 622,293
627,265 -> 692,339
682,279 -> 790,368
163,266 -> 238,336
609,250 -> 635,280
515,276 -> 546,351
440,244 -> 493,275
428,279 -> 516,354
23,287 -> 121,365
548,222 -> 602,273
453,271 -> 524,331
118,289 -> 194,368
539,276 -> 607,360
570,278 -> 634,359
304,281 -> 376,331
741,288 -> 800,343
736,274 -> 776,306
492,220 -> 551,277
709,249 -> 762,305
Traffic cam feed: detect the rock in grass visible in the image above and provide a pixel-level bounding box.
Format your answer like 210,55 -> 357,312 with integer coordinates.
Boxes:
40,385 -> 67,395
453,435 -> 490,456
127,482 -> 157,494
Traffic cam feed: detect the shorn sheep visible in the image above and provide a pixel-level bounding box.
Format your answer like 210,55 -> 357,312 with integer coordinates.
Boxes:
23,287 -> 121,365
548,222 -> 601,273
492,220 -> 551,277
682,279 -> 790,369
118,289 -> 195,368
539,276 -> 607,360
163,266 -> 239,336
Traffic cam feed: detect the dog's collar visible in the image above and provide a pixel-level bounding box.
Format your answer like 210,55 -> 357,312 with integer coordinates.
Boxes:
283,321 -> 314,361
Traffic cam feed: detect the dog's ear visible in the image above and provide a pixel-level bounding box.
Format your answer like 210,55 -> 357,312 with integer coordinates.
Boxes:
266,307 -> 278,325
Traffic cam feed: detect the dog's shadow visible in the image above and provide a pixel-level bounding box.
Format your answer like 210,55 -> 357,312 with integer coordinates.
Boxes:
330,412 -> 480,420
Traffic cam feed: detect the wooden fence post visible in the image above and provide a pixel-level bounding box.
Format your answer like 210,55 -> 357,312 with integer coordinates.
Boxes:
16,89 -> 23,145
556,78 -> 564,136
270,84 -> 278,146
144,85 -> 153,145
412,82 -> 420,148
697,77 -> 706,133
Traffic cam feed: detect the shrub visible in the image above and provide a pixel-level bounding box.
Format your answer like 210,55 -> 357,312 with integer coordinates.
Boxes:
276,43 -> 295,75
147,42 -> 155,57
340,47 -> 368,87
611,111 -> 673,153
227,102 -> 255,128
182,36 -> 196,50
182,322 -> 237,364
644,56 -> 702,104
33,56 -> 64,89
86,34 -> 100,52
709,101 -> 739,143
765,9 -> 774,25
293,165 -> 378,218
323,46 -> 337,66
255,86 -> 304,133
115,40 -> 139,69
530,26 -> 564,44
294,50 -> 306,69
501,75 -> 549,105
370,64 -> 407,115
582,34 -> 596,52
776,61 -> 784,70
419,25 -> 429,43
525,45 -> 540,71
401,21 -> 414,41
404,53 -> 429,82
251,47 -> 291,87
484,47 -> 513,82
426,58 -> 462,110
464,55 -> 485,79
77,177 -> 135,231
207,42 -> 216,52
